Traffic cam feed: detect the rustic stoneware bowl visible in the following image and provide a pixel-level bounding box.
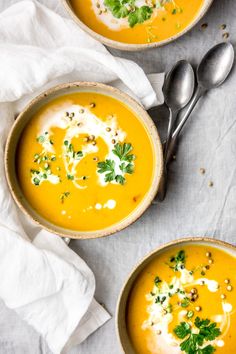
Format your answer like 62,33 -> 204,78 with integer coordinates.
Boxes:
62,0 -> 214,51
116,237 -> 236,353
5,82 -> 163,240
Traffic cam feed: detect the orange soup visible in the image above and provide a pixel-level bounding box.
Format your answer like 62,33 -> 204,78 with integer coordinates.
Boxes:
127,244 -> 236,353
16,92 -> 155,231
69,0 -> 205,45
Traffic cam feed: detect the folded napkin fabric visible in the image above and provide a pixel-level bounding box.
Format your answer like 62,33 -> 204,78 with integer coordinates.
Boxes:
0,1 -> 164,353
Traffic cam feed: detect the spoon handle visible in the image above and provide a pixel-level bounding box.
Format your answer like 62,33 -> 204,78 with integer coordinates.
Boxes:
165,86 -> 204,165
164,108 -> 177,159
156,109 -> 178,202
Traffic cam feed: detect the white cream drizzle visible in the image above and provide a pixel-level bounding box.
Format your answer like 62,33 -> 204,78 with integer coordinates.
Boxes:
196,278 -> 219,292
216,339 -> 225,347
223,303 -> 232,313
37,103 -> 127,189
94,199 -> 117,211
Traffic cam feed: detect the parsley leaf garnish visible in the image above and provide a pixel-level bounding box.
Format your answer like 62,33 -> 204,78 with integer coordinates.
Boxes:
97,143 -> 135,185
128,6 -> 153,28
174,317 -> 221,354
104,0 -> 153,28
112,143 -> 135,162
97,159 -> 116,183
104,0 -> 130,18
174,322 -> 191,339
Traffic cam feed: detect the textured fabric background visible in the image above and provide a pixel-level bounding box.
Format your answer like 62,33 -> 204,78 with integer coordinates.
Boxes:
1,0 -> 236,354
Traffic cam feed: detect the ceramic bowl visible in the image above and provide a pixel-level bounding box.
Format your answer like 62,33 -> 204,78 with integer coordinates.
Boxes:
62,0 -> 214,51
5,82 -> 163,239
116,237 -> 236,353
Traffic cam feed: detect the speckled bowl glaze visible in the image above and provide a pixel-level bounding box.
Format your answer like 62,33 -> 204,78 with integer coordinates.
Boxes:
62,0 -> 214,51
116,237 -> 236,353
5,81 -> 163,240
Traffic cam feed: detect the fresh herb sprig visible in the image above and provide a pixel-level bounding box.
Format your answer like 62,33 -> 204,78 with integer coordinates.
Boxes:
104,0 -> 153,28
169,250 -> 186,271
112,143 -> 135,162
174,317 -> 221,354
97,143 -> 135,185
64,140 -> 83,161
97,159 -> 117,183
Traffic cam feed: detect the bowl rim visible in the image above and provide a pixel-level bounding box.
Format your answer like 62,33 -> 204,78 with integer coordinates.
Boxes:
61,0 -> 214,51
4,81 -> 163,240
116,236 -> 236,353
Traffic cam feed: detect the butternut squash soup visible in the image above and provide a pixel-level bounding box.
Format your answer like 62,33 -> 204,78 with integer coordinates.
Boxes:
127,244 -> 236,353
16,92 -> 156,232
69,0 -> 205,45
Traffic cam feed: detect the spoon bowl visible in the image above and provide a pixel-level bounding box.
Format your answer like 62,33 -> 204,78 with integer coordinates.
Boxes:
163,60 -> 195,112
197,42 -> 235,90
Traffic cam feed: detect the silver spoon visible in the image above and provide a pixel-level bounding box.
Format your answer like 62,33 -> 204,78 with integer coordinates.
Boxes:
166,42 -> 235,165
157,60 -> 195,201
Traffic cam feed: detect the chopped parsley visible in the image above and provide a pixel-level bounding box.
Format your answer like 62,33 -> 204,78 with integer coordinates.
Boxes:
34,153 -> 56,164
60,191 -> 70,203
97,159 -> 116,183
104,0 -> 153,28
154,276 -> 162,285
64,140 -> 83,161
174,317 -> 221,354
30,166 -> 60,186
112,142 -> 135,162
180,297 -> 190,308
169,250 -> 186,271
128,6 -> 153,28
67,174 -> 74,181
97,143 -> 135,185
36,132 -> 54,147
186,311 -> 194,319
103,0 -> 175,28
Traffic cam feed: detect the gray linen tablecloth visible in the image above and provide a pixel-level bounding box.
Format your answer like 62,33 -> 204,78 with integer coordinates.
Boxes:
0,0 -> 236,353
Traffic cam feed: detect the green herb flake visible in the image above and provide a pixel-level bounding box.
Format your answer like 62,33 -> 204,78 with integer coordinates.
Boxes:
166,304 -> 173,313
60,191 -> 70,203
154,276 -> 162,285
187,311 -> 194,319
181,297 -> 190,308
37,135 -> 45,143
33,177 -> 40,186
67,174 -> 74,181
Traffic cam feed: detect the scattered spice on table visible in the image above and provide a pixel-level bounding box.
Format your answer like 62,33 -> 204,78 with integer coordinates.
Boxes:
220,24 -> 226,30
199,168 -> 205,175
223,32 -> 230,40
201,23 -> 208,30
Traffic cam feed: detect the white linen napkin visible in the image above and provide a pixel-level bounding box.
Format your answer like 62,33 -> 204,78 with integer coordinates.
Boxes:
0,1 -> 164,353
